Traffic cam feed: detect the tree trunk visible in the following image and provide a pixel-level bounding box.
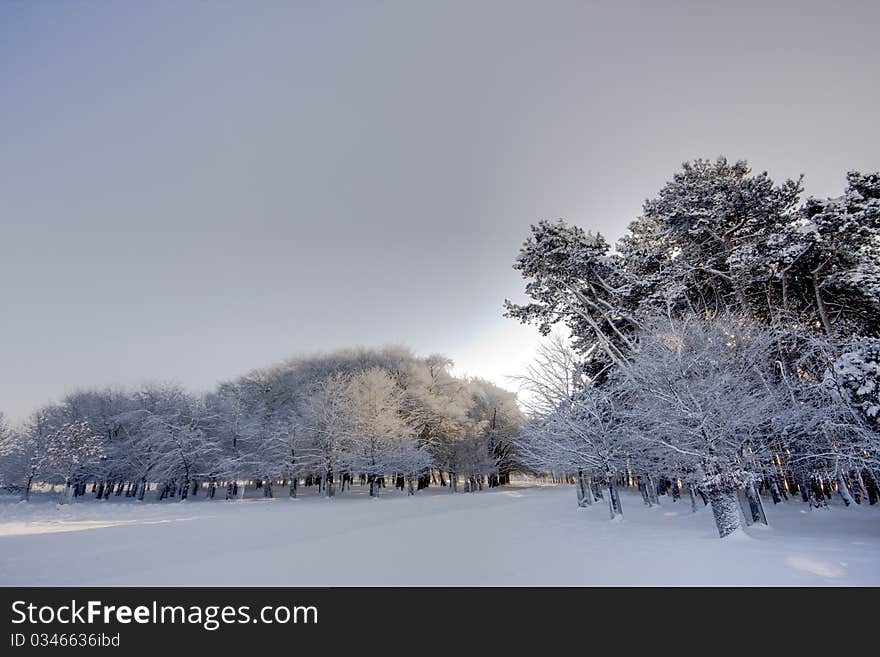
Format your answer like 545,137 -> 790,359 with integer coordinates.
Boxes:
576,470 -> 593,507
584,475 -> 595,505
59,478 -> 73,505
812,270 -> 835,337
639,480 -> 651,506
708,488 -> 743,538
646,474 -> 659,505
798,475 -> 810,503
607,479 -> 623,519
836,471 -> 855,507
744,482 -> 768,525
326,471 -> 335,498
22,474 -> 34,501
863,470 -> 879,505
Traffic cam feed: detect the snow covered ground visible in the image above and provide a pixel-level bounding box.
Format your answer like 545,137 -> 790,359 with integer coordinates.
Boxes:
0,483 -> 877,586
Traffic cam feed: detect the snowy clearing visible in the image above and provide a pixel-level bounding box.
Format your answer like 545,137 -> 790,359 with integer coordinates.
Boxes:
0,484 -> 877,586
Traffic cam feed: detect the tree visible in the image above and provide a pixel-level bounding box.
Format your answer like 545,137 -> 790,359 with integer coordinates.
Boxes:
505,220 -> 637,377
614,315 -> 789,536
636,158 -> 803,318
513,334 -> 629,517
45,421 -> 102,504
8,411 -> 56,501
0,412 -> 24,494
507,159 -> 880,535
346,368 -> 421,496
833,337 -> 880,428
795,172 -> 880,337
299,373 -> 354,498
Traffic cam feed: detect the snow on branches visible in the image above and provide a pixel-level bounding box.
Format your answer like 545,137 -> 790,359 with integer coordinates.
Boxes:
0,348 -> 523,503
508,159 -> 880,537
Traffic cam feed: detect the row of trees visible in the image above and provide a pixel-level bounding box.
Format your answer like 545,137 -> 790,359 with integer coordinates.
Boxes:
507,159 -> 880,537
0,347 -> 522,502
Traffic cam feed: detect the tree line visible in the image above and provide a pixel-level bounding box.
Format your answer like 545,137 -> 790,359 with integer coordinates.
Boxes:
507,158 -> 880,537
0,347 -> 522,502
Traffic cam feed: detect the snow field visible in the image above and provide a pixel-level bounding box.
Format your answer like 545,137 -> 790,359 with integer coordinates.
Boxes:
0,484 -> 877,586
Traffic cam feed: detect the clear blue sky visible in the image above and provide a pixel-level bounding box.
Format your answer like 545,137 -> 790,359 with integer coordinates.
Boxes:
2,0 -> 878,421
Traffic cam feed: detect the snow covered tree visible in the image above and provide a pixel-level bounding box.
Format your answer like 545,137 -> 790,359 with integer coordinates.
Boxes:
0,412 -> 25,494
504,219 -> 639,377
513,334 -> 629,517
466,378 -> 522,487
795,172 -> 880,337
299,373 -> 355,498
507,158 -> 880,529
45,421 -> 103,504
346,368 -> 422,496
613,315 -> 789,536
833,337 -> 880,428
636,158 -> 802,318
7,410 -> 56,501
771,331 -> 880,508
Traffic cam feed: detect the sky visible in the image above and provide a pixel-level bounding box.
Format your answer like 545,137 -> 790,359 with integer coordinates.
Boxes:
1,0 -> 878,422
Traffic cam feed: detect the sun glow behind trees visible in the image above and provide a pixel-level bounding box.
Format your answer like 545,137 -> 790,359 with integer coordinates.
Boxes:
0,157 -> 877,545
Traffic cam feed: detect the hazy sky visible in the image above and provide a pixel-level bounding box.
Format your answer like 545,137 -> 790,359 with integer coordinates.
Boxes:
2,1 -> 878,422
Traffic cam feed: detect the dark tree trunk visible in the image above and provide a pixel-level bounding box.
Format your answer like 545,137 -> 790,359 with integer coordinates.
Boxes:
799,475 -> 810,503
862,470 -> 878,505
708,488 -> 743,538
836,471 -> 854,507
607,479 -> 623,519
744,482 -> 768,525
639,480 -> 651,506
697,488 -> 709,506
646,475 -> 659,505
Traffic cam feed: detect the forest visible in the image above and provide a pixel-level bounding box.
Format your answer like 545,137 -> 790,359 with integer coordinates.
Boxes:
0,348 -> 522,504
507,158 -> 879,537
1,158 -> 878,541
